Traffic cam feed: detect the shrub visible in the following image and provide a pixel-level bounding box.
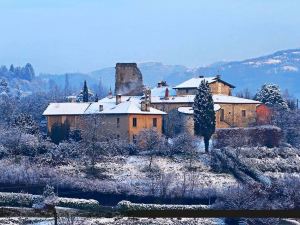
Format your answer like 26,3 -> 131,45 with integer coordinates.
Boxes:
0,192 -> 101,210
50,122 -> 70,144
214,126 -> 282,148
117,200 -> 209,213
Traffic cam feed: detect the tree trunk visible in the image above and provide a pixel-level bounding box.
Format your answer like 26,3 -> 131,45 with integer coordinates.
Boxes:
149,155 -> 153,169
204,137 -> 210,153
53,208 -> 58,225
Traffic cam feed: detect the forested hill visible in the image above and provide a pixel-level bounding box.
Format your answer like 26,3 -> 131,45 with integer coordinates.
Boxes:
2,48 -> 300,98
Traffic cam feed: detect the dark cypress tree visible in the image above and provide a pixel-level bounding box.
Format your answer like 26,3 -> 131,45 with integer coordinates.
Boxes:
193,80 -> 216,153
82,80 -> 89,102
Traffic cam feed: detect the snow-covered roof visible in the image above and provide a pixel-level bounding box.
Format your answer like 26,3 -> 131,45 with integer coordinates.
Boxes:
150,86 -> 176,97
178,104 -> 221,115
86,101 -> 166,115
99,96 -> 142,103
43,96 -> 166,116
174,76 -> 235,89
151,94 -> 261,104
43,103 -> 91,116
213,95 -> 260,104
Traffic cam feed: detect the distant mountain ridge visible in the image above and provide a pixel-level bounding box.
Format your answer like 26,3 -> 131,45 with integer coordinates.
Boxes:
38,48 -> 300,98
196,48 -> 300,98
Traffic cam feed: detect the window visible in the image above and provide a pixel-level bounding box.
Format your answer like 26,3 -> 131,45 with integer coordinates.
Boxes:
153,118 -> 157,127
132,117 -> 137,127
220,109 -> 224,121
242,110 -> 246,117
186,89 -> 189,94
117,118 -> 120,128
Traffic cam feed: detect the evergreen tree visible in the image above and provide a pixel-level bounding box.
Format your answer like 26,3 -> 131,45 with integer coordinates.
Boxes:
22,63 -> 35,80
255,84 -> 289,110
193,80 -> 216,153
82,80 -> 89,102
0,65 -> 8,76
9,64 -> 14,73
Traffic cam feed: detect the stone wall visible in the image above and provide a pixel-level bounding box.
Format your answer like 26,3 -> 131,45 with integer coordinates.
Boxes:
115,63 -> 144,96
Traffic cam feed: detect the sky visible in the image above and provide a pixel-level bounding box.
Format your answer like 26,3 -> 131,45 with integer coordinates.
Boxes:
0,0 -> 300,74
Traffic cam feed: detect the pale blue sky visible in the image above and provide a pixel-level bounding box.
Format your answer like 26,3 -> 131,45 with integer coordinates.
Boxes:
0,0 -> 300,74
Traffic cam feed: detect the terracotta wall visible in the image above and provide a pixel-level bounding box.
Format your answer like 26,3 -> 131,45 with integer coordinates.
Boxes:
128,114 -> 163,141
47,114 -> 163,142
256,104 -> 272,125
47,115 -> 81,133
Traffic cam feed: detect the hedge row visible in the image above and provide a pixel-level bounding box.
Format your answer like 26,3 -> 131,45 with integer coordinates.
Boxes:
214,125 -> 282,148
0,192 -> 100,210
117,200 -> 209,212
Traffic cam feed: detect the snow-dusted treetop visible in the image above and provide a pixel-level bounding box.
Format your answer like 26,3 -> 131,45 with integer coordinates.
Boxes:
255,84 -> 289,109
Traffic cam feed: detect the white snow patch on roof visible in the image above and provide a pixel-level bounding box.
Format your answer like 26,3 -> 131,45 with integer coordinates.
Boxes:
151,86 -> 176,97
86,101 -> 166,115
151,95 -> 260,104
44,96 -> 166,116
213,95 -> 261,104
43,103 -> 91,116
174,77 -> 217,89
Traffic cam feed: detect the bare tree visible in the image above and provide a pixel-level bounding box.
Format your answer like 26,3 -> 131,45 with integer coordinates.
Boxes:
170,132 -> 199,169
80,115 -> 114,174
136,128 -> 165,169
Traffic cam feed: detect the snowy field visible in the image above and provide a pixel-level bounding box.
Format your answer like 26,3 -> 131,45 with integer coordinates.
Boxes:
58,154 -> 238,197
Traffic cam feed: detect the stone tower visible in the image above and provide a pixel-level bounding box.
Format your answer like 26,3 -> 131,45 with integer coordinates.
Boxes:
115,63 -> 144,96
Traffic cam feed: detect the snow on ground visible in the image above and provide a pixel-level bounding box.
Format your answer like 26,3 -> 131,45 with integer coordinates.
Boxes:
56,154 -> 237,197
282,65 -> 298,72
89,155 -> 237,196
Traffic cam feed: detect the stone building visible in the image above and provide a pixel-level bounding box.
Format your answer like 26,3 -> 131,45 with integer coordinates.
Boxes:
173,75 -> 235,96
150,76 -> 261,135
43,95 -> 165,142
115,63 -> 144,96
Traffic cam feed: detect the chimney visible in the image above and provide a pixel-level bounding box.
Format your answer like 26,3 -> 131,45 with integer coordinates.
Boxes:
216,75 -> 221,80
164,87 -> 169,100
199,75 -> 204,78
116,94 -> 122,105
145,102 -> 150,112
99,105 -> 103,112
